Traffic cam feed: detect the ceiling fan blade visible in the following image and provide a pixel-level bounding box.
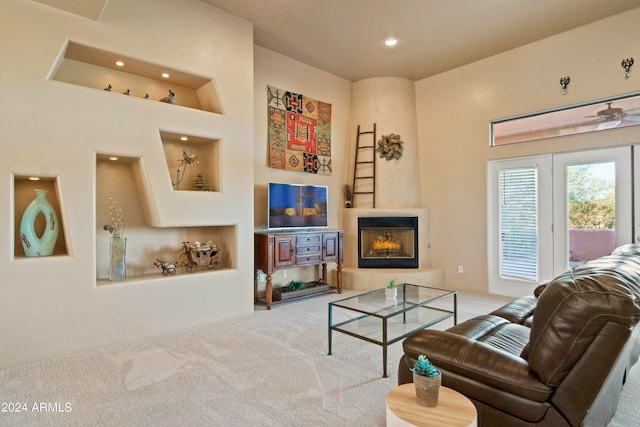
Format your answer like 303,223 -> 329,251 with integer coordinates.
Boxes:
596,120 -> 621,130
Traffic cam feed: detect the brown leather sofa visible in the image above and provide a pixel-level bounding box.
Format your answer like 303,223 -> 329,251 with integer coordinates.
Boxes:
398,244 -> 640,426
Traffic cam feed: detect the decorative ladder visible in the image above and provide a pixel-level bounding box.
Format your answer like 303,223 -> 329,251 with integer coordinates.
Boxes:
349,123 -> 377,208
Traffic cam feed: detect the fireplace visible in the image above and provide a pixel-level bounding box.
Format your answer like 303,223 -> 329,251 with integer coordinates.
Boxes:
358,217 -> 418,268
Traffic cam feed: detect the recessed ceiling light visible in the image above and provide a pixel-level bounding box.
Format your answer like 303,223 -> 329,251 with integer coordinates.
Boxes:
109,156 -> 119,161
180,136 -> 188,141
384,37 -> 398,47
162,73 -> 170,78
115,61 -> 124,67
28,176 -> 40,181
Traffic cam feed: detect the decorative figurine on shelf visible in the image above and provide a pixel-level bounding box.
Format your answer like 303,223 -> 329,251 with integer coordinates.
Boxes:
104,84 -> 112,91
154,259 -> 176,276
153,240 -> 223,275
194,174 -> 205,191
172,150 -> 199,190
159,90 -> 176,104
183,150 -> 198,164
122,89 -> 130,95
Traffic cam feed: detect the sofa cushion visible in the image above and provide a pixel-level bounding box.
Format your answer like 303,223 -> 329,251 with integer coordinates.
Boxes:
480,323 -> 531,356
447,315 -> 530,356
490,295 -> 537,324
528,252 -> 640,387
447,314 -> 509,340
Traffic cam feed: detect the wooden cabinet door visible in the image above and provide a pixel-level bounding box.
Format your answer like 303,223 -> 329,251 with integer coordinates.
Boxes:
322,232 -> 339,262
274,235 -> 295,268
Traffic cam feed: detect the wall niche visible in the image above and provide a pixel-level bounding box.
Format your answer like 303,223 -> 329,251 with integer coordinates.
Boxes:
50,40 -> 223,114
160,130 -> 221,192
96,154 -> 234,284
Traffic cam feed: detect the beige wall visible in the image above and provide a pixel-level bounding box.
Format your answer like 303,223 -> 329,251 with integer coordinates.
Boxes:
0,0 -> 254,368
416,8 -> 640,293
350,78 -> 421,208
252,46 -> 352,289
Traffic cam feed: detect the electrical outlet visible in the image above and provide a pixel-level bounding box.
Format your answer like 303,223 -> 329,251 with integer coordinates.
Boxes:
458,265 -> 464,274
282,270 -> 288,278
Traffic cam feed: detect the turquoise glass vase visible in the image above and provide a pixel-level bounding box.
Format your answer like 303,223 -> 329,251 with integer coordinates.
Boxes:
20,189 -> 59,257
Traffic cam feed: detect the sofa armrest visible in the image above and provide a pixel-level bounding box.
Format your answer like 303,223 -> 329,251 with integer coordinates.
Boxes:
402,329 -> 553,402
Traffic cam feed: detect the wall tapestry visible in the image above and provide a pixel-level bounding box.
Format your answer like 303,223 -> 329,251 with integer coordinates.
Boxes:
267,85 -> 332,175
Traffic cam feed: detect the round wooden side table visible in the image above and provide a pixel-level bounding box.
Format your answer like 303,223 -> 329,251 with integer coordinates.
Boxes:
386,384 -> 477,427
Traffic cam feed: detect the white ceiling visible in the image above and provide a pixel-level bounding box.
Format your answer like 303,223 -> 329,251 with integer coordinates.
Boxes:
200,0 -> 640,81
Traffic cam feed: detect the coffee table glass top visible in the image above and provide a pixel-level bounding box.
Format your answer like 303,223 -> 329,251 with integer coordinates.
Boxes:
330,284 -> 455,318
328,284 -> 457,377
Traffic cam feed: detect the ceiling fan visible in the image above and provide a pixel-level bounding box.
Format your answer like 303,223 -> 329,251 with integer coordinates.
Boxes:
586,101 -> 640,130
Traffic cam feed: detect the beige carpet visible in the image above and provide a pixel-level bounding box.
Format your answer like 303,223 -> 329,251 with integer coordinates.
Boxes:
0,290 -> 637,426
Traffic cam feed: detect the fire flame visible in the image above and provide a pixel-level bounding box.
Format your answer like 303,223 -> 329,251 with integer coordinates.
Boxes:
373,239 -> 401,251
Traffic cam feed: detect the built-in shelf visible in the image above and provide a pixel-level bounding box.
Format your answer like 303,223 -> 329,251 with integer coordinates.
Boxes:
95,223 -> 236,284
13,175 -> 68,258
160,130 -> 221,192
96,155 -> 235,284
50,40 -> 223,114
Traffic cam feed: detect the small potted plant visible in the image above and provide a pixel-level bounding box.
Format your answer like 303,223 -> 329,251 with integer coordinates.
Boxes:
385,279 -> 398,299
411,354 -> 441,407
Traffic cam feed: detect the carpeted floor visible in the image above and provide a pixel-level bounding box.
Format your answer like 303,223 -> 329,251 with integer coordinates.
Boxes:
0,290 -> 637,426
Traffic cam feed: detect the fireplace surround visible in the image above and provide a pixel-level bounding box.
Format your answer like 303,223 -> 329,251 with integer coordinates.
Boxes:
342,208 -> 443,292
358,216 -> 418,268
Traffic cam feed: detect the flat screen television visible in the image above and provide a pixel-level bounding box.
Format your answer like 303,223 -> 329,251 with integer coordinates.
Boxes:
268,182 -> 328,230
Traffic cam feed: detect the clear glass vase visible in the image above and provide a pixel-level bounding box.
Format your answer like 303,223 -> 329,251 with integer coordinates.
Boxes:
110,237 -> 127,281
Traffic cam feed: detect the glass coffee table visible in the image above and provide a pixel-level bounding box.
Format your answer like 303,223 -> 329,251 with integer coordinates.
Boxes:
328,284 -> 457,378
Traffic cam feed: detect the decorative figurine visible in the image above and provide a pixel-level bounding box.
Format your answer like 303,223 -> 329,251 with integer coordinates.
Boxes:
154,259 -> 176,276
153,241 -> 222,275
104,84 -> 112,91
195,174 -> 205,191
159,90 -> 176,104
172,150 -> 199,190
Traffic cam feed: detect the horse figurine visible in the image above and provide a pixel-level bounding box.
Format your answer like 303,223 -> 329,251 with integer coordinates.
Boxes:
154,259 -> 176,276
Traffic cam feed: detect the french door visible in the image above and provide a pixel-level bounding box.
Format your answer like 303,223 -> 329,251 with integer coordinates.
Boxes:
552,147 -> 632,276
488,146 -> 634,297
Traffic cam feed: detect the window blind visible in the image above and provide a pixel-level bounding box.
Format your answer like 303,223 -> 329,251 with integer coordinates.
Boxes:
499,168 -> 538,281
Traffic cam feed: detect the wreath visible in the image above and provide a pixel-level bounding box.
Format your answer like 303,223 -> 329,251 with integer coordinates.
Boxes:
376,133 -> 404,160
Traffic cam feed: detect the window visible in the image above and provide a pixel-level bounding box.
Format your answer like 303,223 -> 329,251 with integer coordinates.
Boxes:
490,91 -> 640,146
487,155 -> 552,297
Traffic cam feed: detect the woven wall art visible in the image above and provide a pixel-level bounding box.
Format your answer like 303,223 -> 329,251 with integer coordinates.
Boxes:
267,85 -> 332,175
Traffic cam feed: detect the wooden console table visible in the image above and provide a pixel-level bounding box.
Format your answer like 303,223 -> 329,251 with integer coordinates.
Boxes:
254,230 -> 343,309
